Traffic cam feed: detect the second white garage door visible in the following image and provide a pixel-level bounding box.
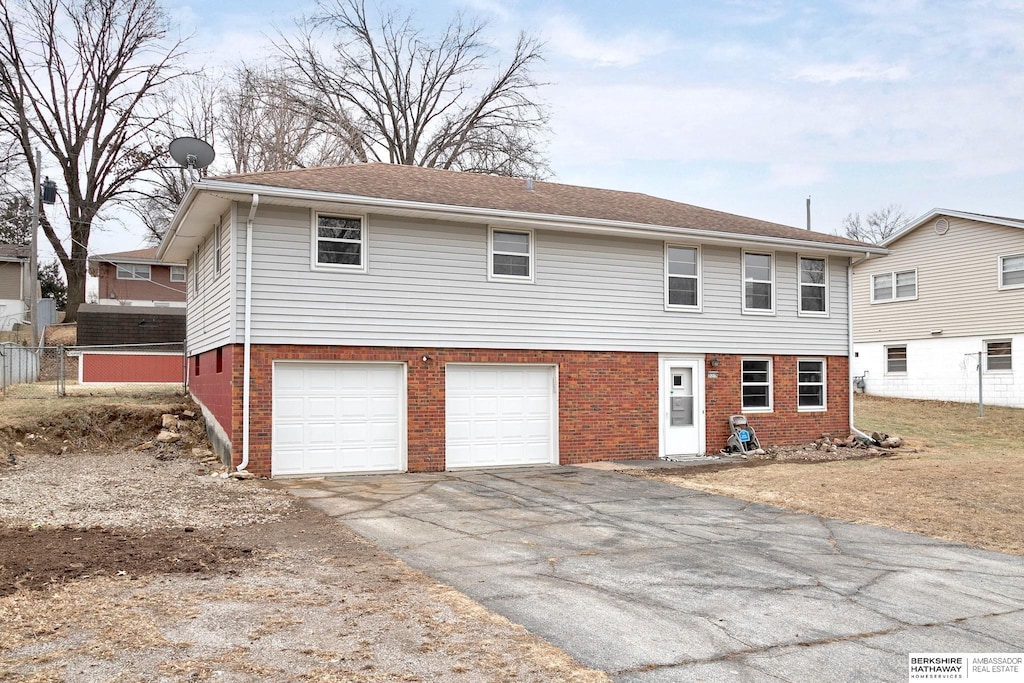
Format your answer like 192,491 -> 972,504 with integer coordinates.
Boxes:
445,364 -> 557,468
273,362 -> 405,476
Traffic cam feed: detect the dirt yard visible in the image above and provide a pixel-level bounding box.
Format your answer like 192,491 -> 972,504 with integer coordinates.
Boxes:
0,396 -> 607,682
644,394 -> 1024,555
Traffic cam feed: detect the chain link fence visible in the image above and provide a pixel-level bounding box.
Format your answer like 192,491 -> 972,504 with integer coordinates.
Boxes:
0,342 -> 186,398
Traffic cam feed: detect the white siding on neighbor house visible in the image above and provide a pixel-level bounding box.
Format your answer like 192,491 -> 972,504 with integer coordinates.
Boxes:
186,210 -> 233,355
229,203 -> 851,355
853,335 -> 1023,407
853,216 -> 1024,343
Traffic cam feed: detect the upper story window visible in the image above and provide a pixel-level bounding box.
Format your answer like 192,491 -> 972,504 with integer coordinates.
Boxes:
489,228 -> 533,281
999,254 -> 1024,289
798,256 -> 828,316
986,340 -> 1012,371
797,359 -> 826,411
170,266 -> 186,283
886,345 -> 907,374
872,269 -> 916,303
665,244 -> 700,310
742,251 -> 774,314
313,213 -> 366,271
741,358 -> 773,412
116,263 -> 151,280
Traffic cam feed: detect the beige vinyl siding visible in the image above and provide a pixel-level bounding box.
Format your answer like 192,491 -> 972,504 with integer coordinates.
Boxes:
236,203 -> 850,355
0,262 -> 22,300
853,217 -> 1024,342
186,210 -> 232,355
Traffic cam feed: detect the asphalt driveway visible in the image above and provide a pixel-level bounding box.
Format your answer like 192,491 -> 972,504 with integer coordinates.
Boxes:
277,466 -> 1024,682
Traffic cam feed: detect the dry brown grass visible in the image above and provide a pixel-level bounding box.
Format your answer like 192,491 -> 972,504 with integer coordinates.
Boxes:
650,394 -> 1024,555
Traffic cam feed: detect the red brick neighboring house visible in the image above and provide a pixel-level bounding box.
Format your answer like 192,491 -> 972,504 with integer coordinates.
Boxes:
88,247 -> 186,307
158,163 -> 884,477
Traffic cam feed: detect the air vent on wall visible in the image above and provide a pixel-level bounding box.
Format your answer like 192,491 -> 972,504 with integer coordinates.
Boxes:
934,218 -> 950,235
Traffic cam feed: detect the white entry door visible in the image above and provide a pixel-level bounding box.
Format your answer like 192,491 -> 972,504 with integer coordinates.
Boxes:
661,357 -> 704,456
272,362 -> 405,476
445,364 -> 557,468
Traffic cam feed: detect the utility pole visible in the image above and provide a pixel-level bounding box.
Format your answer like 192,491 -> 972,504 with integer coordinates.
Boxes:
28,148 -> 40,345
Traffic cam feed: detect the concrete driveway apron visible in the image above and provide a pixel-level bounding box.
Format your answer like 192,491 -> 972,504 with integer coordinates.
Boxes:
278,466 -> 1024,682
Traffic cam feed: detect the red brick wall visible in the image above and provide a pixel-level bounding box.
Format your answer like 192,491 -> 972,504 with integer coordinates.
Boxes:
238,345 -> 660,477
704,354 -> 850,451
81,353 -> 183,383
97,262 -> 186,303
218,345 -> 849,477
188,345 -> 235,441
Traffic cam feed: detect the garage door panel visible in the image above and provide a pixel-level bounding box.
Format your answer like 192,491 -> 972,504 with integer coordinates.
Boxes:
273,363 -> 405,476
446,365 -> 556,469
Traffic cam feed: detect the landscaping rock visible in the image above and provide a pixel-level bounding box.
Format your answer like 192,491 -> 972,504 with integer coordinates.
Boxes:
134,441 -> 156,451
161,414 -> 178,430
228,470 -> 255,480
156,430 -> 181,443
181,410 -> 196,419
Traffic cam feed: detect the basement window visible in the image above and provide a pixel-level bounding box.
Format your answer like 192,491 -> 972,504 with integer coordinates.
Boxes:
886,346 -> 907,374
797,359 -> 826,411
986,340 -> 1012,372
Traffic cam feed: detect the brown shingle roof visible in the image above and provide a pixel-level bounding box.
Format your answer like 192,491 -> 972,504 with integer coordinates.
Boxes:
214,163 -> 870,249
0,244 -> 29,260
89,247 -> 159,262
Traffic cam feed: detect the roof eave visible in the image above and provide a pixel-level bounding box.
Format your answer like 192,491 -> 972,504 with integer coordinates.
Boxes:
185,178 -> 888,256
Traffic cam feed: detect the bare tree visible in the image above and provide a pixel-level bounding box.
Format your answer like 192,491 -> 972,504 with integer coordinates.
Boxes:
277,0 -> 550,178
0,0 -> 188,321
221,64 -> 362,174
841,204 -> 911,244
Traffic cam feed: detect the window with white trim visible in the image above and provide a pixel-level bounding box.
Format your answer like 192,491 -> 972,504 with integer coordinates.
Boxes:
489,228 -> 532,280
886,346 -> 907,373
999,254 -> 1024,289
170,266 -> 186,283
741,358 -> 772,411
872,269 -> 916,302
665,244 -> 700,309
797,359 -> 826,410
314,214 -> 365,270
798,256 -> 827,315
116,263 -> 151,280
986,340 -> 1012,371
742,252 -> 774,313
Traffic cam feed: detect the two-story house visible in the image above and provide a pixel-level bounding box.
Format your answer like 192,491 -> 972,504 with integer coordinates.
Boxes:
88,247 -> 187,307
852,210 -> 1024,407
158,163 -> 881,477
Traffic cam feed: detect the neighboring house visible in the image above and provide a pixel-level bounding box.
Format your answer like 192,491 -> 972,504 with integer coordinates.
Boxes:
88,247 -> 187,307
852,210 -> 1024,407
158,163 -> 882,477
74,303 -> 185,384
0,244 -> 30,331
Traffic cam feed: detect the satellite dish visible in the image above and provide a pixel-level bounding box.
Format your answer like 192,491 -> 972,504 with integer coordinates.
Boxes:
169,136 -> 215,171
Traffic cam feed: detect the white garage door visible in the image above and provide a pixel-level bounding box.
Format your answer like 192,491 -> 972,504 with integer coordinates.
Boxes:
446,365 -> 557,468
273,362 -> 405,476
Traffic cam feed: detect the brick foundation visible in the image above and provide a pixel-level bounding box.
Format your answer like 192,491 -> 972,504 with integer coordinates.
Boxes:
194,345 -> 850,477
704,354 -> 850,451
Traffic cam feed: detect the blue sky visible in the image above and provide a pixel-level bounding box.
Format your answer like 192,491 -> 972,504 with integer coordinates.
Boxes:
86,0 -> 1024,256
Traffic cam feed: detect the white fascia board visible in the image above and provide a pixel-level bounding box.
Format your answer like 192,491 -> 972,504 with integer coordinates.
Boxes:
171,179 -> 889,257
156,182 -> 203,262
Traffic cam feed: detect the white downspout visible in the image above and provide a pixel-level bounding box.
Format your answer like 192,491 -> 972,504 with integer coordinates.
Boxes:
238,194 -> 259,472
849,252 -> 872,440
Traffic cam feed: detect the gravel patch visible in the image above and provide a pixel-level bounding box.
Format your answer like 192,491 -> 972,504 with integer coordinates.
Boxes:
0,450 -> 292,530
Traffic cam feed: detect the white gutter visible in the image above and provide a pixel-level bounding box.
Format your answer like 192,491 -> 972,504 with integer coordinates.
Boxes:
167,179 -> 888,258
238,193 -> 259,472
849,252 -> 873,440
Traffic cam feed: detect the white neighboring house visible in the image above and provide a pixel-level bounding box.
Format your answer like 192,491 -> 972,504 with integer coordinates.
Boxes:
852,210 -> 1024,407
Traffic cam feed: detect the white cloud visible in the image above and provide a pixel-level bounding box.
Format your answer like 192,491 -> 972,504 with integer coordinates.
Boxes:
764,163 -> 830,188
791,61 -> 911,84
542,15 -> 674,68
